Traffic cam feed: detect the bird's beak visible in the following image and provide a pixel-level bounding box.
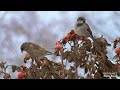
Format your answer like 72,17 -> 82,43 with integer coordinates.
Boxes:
21,47 -> 24,53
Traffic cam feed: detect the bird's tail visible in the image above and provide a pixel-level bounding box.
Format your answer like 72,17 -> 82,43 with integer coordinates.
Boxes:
45,51 -> 53,55
91,34 -> 95,41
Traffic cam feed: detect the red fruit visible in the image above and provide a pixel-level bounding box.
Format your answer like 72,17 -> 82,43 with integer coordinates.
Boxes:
55,44 -> 62,50
115,47 -> 120,54
17,72 -> 24,79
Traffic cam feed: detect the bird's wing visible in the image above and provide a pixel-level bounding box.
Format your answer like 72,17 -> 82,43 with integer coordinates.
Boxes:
74,22 -> 78,30
86,23 -> 93,36
86,23 -> 94,39
29,42 -> 42,50
28,49 -> 44,59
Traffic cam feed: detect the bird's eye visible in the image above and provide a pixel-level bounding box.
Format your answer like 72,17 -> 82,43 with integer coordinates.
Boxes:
80,18 -> 84,21
21,47 -> 24,50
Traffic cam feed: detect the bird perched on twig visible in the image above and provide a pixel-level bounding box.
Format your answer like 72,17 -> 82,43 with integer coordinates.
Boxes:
20,42 -> 53,63
74,17 -> 94,41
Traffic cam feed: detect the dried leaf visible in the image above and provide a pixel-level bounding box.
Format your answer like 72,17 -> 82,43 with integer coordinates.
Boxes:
0,61 -> 6,69
62,51 -> 70,60
3,73 -> 11,79
36,59 -> 41,68
11,65 -> 17,72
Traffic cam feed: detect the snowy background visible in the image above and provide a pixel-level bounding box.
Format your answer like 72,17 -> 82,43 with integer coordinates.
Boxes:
0,11 -> 120,78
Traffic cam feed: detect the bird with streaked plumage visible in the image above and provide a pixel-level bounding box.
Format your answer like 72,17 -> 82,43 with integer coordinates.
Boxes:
20,42 -> 53,64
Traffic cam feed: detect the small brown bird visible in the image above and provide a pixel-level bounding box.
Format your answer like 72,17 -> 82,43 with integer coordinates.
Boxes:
20,42 -> 53,63
74,17 -> 94,40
